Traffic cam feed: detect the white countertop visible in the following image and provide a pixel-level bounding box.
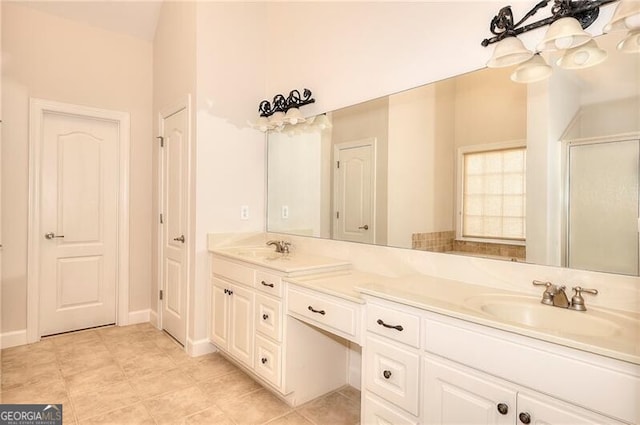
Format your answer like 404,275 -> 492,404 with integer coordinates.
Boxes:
211,246 -> 351,275
209,243 -> 639,365
287,270 -> 640,365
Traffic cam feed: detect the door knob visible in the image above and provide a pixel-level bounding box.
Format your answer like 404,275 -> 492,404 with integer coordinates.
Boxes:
173,235 -> 185,243
45,232 -> 65,239
358,225 -> 369,230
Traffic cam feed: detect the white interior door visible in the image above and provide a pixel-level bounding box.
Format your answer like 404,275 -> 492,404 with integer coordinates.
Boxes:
567,139 -> 639,275
160,107 -> 188,345
39,111 -> 119,336
333,139 -> 375,243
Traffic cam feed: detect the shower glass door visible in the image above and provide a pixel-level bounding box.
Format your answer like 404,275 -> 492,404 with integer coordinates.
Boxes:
567,139 -> 639,276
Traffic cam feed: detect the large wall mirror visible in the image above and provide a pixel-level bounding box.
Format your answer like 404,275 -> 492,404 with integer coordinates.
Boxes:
267,32 -> 640,276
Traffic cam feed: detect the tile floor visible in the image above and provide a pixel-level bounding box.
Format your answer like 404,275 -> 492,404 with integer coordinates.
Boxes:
0,323 -> 361,425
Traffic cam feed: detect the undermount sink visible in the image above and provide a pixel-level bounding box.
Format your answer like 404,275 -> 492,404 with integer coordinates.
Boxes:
464,294 -> 635,338
227,247 -> 289,261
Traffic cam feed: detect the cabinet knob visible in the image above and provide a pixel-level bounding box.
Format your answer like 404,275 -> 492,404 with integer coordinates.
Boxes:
261,357 -> 267,364
519,412 -> 531,424
262,313 -> 269,320
382,370 -> 392,379
227,289 -> 233,296
497,403 -> 509,415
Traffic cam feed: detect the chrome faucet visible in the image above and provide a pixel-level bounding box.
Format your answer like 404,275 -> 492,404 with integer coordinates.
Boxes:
532,280 -> 598,311
266,240 -> 291,254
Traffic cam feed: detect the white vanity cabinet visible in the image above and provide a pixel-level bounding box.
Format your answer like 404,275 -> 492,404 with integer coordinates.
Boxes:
210,260 -> 255,369
209,252 -> 353,406
362,300 -> 423,423
423,355 -> 627,425
361,296 -> 637,425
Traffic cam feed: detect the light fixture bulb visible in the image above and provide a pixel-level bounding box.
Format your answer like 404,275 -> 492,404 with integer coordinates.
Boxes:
573,51 -> 589,65
537,17 -> 591,51
284,108 -> 305,125
604,0 -> 640,32
625,13 -> 640,29
557,39 -> 607,69
269,111 -> 286,127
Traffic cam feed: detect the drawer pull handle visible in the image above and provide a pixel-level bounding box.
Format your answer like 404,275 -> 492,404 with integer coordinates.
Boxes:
308,306 -> 326,315
261,280 -> 275,288
382,370 -> 392,379
262,313 -> 269,320
519,412 -> 531,424
261,357 -> 268,364
497,403 -> 509,415
376,319 -> 404,332
227,289 -> 233,296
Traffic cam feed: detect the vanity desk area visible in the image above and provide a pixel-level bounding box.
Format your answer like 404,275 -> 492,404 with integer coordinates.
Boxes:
208,235 -> 639,425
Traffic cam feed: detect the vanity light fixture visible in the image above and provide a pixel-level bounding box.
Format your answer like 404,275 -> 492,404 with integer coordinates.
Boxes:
482,0 -> 640,83
252,88 -> 315,132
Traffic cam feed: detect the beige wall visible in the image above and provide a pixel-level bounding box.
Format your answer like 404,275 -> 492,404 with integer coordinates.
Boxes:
1,3 -> 153,332
192,2 -> 267,344
151,0 -> 197,331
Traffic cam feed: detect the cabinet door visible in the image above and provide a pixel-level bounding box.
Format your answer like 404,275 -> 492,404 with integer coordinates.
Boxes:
517,393 -> 627,425
210,278 -> 230,350
229,283 -> 255,368
423,356 -> 516,425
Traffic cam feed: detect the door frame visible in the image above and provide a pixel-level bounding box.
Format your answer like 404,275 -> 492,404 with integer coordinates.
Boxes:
26,98 -> 130,343
156,95 -> 192,348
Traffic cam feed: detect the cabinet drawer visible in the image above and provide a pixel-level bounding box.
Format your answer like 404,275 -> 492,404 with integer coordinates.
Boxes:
288,286 -> 359,341
255,293 -> 283,342
255,271 -> 283,297
211,256 -> 254,287
255,334 -> 282,388
365,335 -> 420,416
366,303 -> 420,348
363,392 -> 419,425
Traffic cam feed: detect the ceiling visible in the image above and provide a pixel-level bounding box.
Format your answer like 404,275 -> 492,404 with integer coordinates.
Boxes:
19,1 -> 163,41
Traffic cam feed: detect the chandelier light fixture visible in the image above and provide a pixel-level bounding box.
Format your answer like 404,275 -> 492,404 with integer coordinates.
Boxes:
251,89 -> 315,132
482,0 -> 640,83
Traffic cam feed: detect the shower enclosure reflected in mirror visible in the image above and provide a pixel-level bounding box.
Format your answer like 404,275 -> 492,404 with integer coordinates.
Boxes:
267,32 -> 640,276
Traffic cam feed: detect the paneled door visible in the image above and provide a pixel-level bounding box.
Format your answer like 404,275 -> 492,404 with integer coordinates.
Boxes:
159,106 -> 188,345
39,111 -> 119,336
333,139 -> 376,244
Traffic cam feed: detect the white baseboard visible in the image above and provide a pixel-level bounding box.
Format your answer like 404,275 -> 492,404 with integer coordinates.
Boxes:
128,309 -> 151,325
149,310 -> 158,328
1,329 -> 28,349
187,337 -> 216,357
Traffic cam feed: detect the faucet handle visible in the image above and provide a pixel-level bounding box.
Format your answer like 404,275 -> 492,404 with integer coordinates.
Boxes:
281,241 -> 291,254
569,286 -> 598,311
532,280 -> 554,305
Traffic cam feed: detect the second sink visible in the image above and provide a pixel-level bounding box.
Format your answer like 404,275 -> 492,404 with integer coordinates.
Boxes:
464,294 -> 633,338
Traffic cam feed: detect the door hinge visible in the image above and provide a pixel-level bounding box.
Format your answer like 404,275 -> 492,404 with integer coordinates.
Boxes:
160,213 -> 164,224
159,290 -> 163,300
336,211 -> 340,219
157,136 -> 164,147
336,160 -> 340,169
